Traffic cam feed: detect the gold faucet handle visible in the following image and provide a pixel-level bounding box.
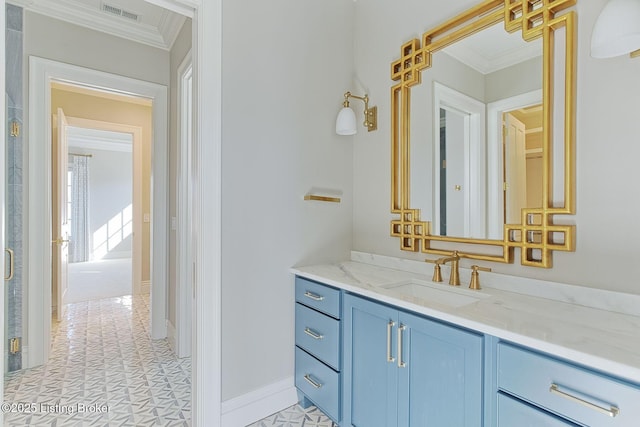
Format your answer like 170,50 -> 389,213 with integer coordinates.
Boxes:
424,258 -> 444,282
469,265 -> 491,290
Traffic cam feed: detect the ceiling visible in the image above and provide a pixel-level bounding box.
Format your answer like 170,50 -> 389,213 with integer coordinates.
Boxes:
443,21 -> 542,75
8,0 -> 187,50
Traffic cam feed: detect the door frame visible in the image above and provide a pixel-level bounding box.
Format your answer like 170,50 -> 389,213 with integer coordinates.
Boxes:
62,115 -> 144,296
486,89 -> 542,239
433,81 -> 486,238
175,50 -> 192,358
28,56 -> 169,363
2,0 -> 223,424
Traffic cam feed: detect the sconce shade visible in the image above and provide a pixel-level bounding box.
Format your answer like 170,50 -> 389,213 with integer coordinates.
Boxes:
591,0 -> 640,58
336,107 -> 357,135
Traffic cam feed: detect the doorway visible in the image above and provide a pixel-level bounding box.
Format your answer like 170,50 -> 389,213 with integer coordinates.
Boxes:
51,84 -> 149,312
29,57 -> 168,368
2,0 -> 224,423
64,126 -> 136,305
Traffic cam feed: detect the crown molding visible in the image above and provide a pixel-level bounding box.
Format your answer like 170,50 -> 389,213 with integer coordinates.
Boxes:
8,0 -> 186,50
67,126 -> 133,153
444,41 -> 542,75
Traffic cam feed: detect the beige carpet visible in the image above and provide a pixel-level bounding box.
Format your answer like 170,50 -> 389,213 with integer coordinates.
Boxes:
66,258 -> 132,303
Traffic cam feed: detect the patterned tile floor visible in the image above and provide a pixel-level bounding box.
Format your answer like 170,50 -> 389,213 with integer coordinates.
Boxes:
3,294 -> 333,426
3,295 -> 191,426
248,404 -> 335,427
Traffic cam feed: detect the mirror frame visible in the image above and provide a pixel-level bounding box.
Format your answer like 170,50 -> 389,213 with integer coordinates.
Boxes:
390,0 -> 576,267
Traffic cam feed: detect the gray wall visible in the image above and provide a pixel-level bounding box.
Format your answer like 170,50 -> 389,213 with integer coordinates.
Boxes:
220,0 -> 355,401
23,12 -> 169,86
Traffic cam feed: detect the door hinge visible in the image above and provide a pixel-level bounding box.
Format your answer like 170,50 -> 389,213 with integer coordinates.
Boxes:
10,121 -> 20,137
9,337 -> 21,354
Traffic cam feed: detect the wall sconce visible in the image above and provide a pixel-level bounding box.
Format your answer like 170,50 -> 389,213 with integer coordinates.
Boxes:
591,0 -> 640,58
335,91 -> 378,135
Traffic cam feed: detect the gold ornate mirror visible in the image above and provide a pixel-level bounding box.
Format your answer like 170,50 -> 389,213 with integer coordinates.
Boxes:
390,0 -> 576,267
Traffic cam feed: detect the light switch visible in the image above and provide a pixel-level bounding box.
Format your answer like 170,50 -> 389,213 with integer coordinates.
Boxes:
144,213 -> 150,223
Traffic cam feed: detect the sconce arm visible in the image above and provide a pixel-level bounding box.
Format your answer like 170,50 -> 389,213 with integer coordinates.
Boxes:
343,91 -> 370,110
342,91 -> 376,131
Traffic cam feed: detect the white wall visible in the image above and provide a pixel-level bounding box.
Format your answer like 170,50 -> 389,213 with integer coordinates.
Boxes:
221,0 -> 354,401
82,149 -> 133,260
352,0 -> 640,294
168,19 -> 192,329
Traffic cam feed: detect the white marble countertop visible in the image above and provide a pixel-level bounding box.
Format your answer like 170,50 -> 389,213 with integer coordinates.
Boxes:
291,252 -> 640,384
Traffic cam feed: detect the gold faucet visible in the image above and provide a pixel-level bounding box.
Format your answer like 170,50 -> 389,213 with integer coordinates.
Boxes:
425,251 -> 461,286
469,265 -> 491,290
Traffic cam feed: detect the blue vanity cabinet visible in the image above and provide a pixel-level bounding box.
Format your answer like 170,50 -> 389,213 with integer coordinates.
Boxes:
294,276 -> 342,423
496,393 -> 578,426
343,293 -> 484,427
342,293 -> 399,427
496,342 -> 640,426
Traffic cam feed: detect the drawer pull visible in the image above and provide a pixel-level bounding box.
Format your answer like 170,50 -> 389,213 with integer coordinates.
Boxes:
387,320 -> 396,363
304,327 -> 324,340
304,374 -> 323,389
549,384 -> 620,418
304,291 -> 324,301
397,324 -> 407,368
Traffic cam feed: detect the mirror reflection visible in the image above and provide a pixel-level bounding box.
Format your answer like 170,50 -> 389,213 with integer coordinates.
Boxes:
410,21 -> 542,240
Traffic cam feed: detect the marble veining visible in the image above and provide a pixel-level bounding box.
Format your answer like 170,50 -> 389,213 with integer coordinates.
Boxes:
350,251 -> 640,317
292,252 -> 640,385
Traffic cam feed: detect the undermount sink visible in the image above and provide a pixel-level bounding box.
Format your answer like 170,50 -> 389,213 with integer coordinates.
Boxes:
381,279 -> 490,308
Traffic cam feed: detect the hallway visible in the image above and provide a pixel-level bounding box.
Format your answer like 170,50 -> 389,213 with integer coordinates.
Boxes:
4,295 -> 191,426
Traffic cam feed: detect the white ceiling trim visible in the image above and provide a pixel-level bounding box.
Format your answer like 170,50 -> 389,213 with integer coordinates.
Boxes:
67,126 -> 133,153
443,41 -> 542,75
143,0 -> 194,18
8,0 -> 186,50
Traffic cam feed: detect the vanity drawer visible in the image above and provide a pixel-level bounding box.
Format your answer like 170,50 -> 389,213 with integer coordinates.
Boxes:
295,303 -> 340,370
497,393 -> 578,426
295,347 -> 340,422
295,276 -> 341,319
497,342 -> 640,426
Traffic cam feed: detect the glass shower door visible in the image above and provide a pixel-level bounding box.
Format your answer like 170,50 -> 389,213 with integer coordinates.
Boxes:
5,3 -> 23,372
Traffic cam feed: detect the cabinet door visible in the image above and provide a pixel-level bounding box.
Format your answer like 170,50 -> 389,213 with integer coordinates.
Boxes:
397,310 -> 483,427
343,294 -> 398,427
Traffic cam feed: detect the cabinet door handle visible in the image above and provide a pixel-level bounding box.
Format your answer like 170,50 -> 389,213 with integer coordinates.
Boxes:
549,384 -> 619,418
397,324 -> 407,368
387,320 -> 396,363
304,374 -> 323,389
304,291 -> 324,301
304,327 -> 324,340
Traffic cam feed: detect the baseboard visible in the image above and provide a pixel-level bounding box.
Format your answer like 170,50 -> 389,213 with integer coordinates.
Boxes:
141,280 -> 151,294
221,376 -> 298,427
166,320 -> 177,354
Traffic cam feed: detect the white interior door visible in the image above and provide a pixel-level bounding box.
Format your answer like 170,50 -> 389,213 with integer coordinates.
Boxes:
53,108 -> 69,322
504,113 -> 527,225
442,108 -> 468,237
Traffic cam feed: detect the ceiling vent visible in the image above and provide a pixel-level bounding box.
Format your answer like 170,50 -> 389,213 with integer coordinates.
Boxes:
101,2 -> 141,22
